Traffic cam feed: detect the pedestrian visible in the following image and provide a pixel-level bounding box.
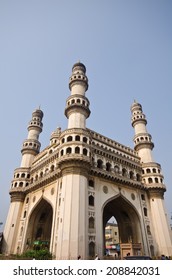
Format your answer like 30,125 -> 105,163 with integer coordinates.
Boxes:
77,255 -> 81,260
94,254 -> 100,260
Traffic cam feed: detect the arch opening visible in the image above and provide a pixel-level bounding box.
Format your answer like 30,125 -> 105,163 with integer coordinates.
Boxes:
25,199 -> 53,251
103,195 -> 142,259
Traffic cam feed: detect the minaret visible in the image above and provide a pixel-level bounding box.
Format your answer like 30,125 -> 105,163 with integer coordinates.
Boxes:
20,108 -> 43,167
131,101 -> 154,162
65,61 -> 90,129
131,101 -> 172,256
3,109 -> 43,254
56,62 -> 91,259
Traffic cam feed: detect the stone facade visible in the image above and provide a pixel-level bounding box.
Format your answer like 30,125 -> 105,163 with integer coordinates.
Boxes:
3,62 -> 172,259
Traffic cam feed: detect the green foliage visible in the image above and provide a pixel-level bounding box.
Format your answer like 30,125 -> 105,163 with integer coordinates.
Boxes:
22,249 -> 52,260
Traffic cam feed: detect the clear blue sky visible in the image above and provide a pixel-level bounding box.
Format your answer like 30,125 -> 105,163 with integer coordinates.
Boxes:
0,0 -> 172,229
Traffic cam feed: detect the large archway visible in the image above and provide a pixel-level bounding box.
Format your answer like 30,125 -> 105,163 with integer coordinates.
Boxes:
25,198 -> 53,251
103,195 -> 142,258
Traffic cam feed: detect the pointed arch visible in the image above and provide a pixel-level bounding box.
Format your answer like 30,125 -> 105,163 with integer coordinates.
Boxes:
102,194 -> 142,258
25,198 -> 53,251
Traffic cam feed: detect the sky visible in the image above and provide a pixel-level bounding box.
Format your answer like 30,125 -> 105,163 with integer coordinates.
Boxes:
0,0 -> 172,230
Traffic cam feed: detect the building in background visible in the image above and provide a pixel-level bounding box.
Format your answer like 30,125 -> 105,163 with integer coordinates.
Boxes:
2,62 -> 172,259
105,222 -> 119,257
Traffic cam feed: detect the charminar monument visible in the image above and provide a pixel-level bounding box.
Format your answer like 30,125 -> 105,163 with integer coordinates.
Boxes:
3,62 -> 172,259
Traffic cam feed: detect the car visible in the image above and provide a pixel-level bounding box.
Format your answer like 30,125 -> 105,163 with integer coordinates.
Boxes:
124,255 -> 152,260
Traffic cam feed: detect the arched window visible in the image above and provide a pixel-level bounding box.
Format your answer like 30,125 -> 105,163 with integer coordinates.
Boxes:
97,159 -> 103,169
45,168 -> 49,174
83,137 -> 87,143
77,99 -> 80,103
83,148 -> 88,156
89,217 -> 95,228
67,136 -> 72,142
23,211 -> 27,218
143,207 -> 147,216
148,177 -> 153,183
35,175 -> 38,181
89,242 -> 95,257
136,173 -> 141,181
106,162 -> 111,172
50,165 -> 55,172
129,171 -> 134,179
89,195 -> 94,206
141,194 -> 145,201
66,147 -> 72,154
147,225 -> 151,235
155,177 -> 159,183
75,135 -> 80,141
19,182 -> 23,187
122,168 -> 127,177
152,168 -> 156,173
21,173 -> 25,178
89,180 -> 94,188
61,149 -> 64,156
26,197 -> 29,204
146,168 -> 151,173
75,146 -> 80,154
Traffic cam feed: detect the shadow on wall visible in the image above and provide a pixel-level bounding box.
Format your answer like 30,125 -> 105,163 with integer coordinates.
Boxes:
0,232 -> 3,253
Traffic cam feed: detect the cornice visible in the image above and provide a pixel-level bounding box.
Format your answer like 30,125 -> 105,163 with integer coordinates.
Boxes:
10,189 -> 25,202
147,188 -> 165,199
